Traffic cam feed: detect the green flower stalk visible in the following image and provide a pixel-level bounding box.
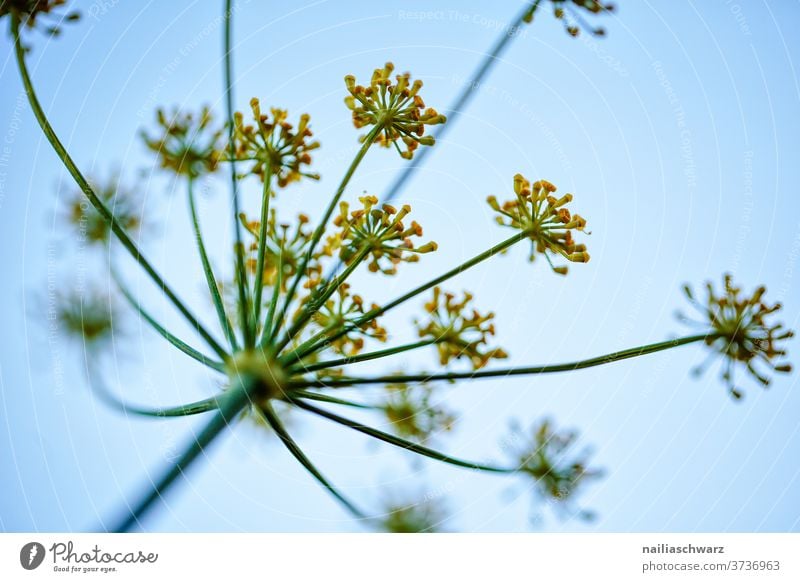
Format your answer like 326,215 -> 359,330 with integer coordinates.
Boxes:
8,1 -> 795,533
240,211 -> 314,284
231,101 -> 321,330
12,13 -> 228,362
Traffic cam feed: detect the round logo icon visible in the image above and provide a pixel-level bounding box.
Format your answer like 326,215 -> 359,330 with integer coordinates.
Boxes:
20,542 -> 46,570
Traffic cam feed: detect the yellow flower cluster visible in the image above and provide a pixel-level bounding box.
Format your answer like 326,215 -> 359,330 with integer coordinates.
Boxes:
310,283 -> 387,357
382,378 -> 455,445
142,106 -> 223,178
240,211 -> 318,291
488,173 -> 589,274
345,62 -> 446,159
332,195 -> 437,275
507,418 -> 603,520
680,274 -> 793,399
232,99 -> 320,187
416,287 -> 508,370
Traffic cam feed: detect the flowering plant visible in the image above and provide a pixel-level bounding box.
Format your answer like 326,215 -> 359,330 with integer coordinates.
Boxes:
6,0 -> 792,532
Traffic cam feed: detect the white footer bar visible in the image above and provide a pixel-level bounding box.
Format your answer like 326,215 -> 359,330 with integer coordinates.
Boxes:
1,533 -> 797,581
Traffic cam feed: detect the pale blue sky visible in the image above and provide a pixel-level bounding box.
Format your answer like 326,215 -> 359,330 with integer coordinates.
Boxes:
1,0 -> 799,532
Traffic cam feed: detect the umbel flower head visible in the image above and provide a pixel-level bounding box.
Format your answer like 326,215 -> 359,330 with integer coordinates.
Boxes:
488,173 -> 589,275
54,286 -> 120,350
63,173 -> 142,245
416,287 -> 508,370
310,283 -> 387,357
524,0 -> 615,37
376,496 -> 448,533
332,195 -> 438,275
506,418 -> 603,521
679,274 -> 794,400
142,106 -> 223,179
240,210 -> 316,290
231,99 -> 320,187
381,376 -> 456,445
345,62 -> 446,159
2,0 -> 79,37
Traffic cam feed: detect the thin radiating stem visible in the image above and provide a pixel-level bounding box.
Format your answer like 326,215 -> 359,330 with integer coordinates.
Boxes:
275,245 -> 370,354
252,168 -> 273,328
291,398 -> 514,474
88,371 -> 222,418
188,177 -> 239,351
223,0 -> 253,348
283,231 -> 528,364
290,390 -> 381,411
259,240 -> 284,346
286,338 -> 438,374
111,378 -> 253,532
289,334 -> 713,389
268,126 -> 381,345
259,403 -> 366,519
113,268 -> 226,372
12,15 -> 228,360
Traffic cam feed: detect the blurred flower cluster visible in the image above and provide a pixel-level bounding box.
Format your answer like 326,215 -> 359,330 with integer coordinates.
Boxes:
679,274 -> 793,399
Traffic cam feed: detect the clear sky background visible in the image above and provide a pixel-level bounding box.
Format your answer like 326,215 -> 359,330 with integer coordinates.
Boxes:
1,0 -> 799,532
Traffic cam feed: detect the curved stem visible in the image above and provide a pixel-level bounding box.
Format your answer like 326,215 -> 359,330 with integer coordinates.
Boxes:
188,177 -> 239,351
111,377 -> 253,532
268,126 -> 381,345
89,372 -> 222,418
291,398 -> 514,474
258,403 -> 366,519
290,334 -> 713,389
223,0 -> 253,348
112,267 -> 226,372
286,338 -> 438,373
12,15 -> 228,361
